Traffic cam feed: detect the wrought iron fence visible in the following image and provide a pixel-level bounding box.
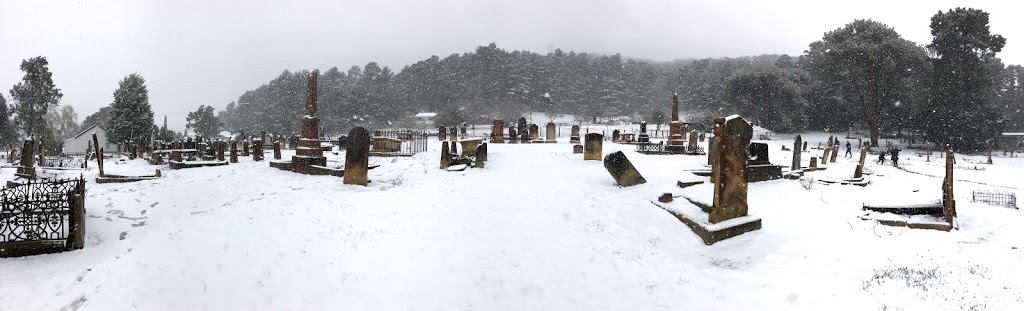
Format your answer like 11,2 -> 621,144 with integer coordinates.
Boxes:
42,155 -> 87,168
636,142 -> 665,152
972,190 -> 1017,208
0,177 -> 86,254
371,129 -> 430,154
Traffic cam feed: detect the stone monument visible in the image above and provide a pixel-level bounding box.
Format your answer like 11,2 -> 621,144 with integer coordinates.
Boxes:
344,127 -> 370,186
292,71 -> 327,174
584,133 -> 602,161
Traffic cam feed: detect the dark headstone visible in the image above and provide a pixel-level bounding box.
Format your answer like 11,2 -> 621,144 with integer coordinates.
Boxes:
603,151 -> 647,187
658,193 -> 673,203
344,127 -> 370,186
792,135 -> 802,171
573,144 -> 583,154
230,140 -> 238,163
546,122 -> 556,141
710,115 -> 752,224
440,141 -> 451,169
748,142 -> 770,165
438,126 -> 446,141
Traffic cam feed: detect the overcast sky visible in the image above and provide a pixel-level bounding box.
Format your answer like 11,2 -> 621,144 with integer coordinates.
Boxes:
1,0 -> 1021,130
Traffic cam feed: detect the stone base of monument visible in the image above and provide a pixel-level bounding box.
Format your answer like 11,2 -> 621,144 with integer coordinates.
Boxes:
95,171 -> 162,184
652,198 -> 762,245
446,164 -> 469,171
570,137 -> 580,144
369,151 -> 416,157
676,180 -> 704,188
747,164 -> 783,182
817,176 -> 870,186
168,160 -> 229,170
859,211 -> 956,232
269,160 -> 292,171
289,156 -> 328,174
531,140 -> 557,144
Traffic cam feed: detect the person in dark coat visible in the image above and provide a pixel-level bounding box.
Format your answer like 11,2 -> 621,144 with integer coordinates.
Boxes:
878,150 -> 886,165
891,148 -> 901,167
845,142 -> 853,158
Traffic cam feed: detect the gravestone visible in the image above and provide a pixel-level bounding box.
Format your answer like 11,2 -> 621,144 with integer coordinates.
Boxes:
252,140 -> 264,161
638,121 -> 650,143
291,71 -> 328,173
668,93 -> 684,146
748,142 -> 769,165
338,135 -> 348,148
449,126 -> 458,142
603,151 -> 646,187
492,120 -> 504,143
37,141 -> 46,167
570,125 -> 580,143
474,144 -> 488,168
17,139 -> 36,179
829,145 -> 839,162
943,151 -> 956,225
216,141 -> 226,161
230,140 -> 238,163
573,144 -> 583,154
710,115 -> 752,224
343,127 -> 370,186
802,141 -> 807,151
440,141 -> 451,169
438,126 -> 446,141
529,124 -> 539,140
242,140 -> 250,157
508,127 -> 517,143
273,141 -> 282,160
584,133 -> 603,161
792,135 -> 802,171
612,129 -> 620,142
517,117 -> 528,138
810,157 -> 818,169
854,147 -> 868,178
707,136 -> 719,166
546,122 -> 556,141
450,139 -> 458,155
820,146 -> 829,164
688,130 -> 699,148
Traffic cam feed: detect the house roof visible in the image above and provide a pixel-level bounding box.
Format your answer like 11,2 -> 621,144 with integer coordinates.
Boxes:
415,112 -> 437,118
67,123 -> 104,141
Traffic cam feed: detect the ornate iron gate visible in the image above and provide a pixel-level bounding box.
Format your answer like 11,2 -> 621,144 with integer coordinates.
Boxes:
0,177 -> 86,257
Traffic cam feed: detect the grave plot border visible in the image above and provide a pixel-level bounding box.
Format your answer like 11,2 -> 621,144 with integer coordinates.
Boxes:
0,176 -> 86,257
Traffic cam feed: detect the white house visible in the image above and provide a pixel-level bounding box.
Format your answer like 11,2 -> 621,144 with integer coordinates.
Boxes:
415,112 -> 437,128
63,124 -> 117,155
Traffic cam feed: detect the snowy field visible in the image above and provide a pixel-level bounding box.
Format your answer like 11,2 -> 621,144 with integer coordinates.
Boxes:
2,131 -> 1024,310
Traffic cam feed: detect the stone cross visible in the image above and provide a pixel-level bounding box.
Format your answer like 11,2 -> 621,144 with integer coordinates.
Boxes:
584,133 -> 603,161
344,127 -> 370,186
603,151 -> 646,187
710,115 -> 752,224
792,135 -> 802,171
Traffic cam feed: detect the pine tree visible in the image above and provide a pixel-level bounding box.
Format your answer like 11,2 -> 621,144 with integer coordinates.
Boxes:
186,105 -> 221,137
9,56 -> 63,138
924,8 -> 1006,150
0,95 -> 17,148
108,73 -> 154,144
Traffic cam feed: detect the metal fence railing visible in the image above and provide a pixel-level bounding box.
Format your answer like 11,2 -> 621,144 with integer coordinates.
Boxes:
972,190 -> 1017,208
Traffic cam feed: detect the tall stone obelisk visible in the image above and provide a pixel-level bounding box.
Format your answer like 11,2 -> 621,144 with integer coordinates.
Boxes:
667,93 -> 686,151
292,70 -> 327,173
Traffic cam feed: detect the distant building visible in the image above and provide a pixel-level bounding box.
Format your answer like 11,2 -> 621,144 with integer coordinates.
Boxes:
63,124 -> 117,155
415,112 -> 437,128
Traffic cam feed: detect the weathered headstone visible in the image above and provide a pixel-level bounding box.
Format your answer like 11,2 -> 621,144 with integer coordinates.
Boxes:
612,129 -> 620,142
273,141 -> 282,160
252,140 -> 264,161
473,143 -> 487,168
450,139 -> 458,155
638,121 -> 650,143
792,135 -> 802,171
943,151 -> 956,225
603,151 -> 646,187
17,139 -> 36,179
242,140 -> 250,157
820,146 -> 829,164
438,126 -> 446,141
517,117 -> 527,138
230,140 -> 238,163
570,125 -> 580,143
829,145 -> 839,162
584,133 -> 603,161
216,141 -> 226,161
343,127 -> 370,186
440,141 -> 451,169
688,130 -> 699,148
809,157 -> 818,169
492,120 -> 504,143
546,122 -> 556,141
707,136 -> 719,166
508,127 -> 517,143
854,147 -> 868,178
573,144 -> 583,153
449,126 -> 458,142
802,141 -> 807,151
710,115 -> 752,224
529,124 -> 539,140
748,142 -> 769,165
37,141 -> 46,167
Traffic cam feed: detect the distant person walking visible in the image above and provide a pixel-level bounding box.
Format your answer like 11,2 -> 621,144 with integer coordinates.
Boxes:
891,148 -> 901,168
845,142 -> 853,158
877,150 -> 886,165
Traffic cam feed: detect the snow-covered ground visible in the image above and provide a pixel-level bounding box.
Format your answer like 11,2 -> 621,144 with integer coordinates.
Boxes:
2,132 -> 1023,310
